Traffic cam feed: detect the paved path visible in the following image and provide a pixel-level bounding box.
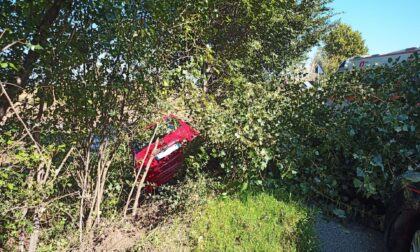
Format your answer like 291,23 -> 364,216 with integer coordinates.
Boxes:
315,216 -> 386,252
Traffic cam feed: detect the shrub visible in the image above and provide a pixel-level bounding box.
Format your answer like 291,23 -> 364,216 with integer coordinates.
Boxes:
189,56 -> 420,220
285,58 -> 420,218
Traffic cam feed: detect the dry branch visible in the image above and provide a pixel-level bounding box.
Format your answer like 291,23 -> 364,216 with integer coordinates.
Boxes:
132,138 -> 159,217
123,123 -> 160,217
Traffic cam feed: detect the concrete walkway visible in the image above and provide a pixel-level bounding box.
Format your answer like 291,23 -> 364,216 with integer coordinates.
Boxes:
315,216 -> 386,252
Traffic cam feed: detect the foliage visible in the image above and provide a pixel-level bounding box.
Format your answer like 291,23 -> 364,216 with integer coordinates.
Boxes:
189,55 -> 419,221
320,22 -> 369,73
1,0 -> 333,249
6,0 -> 416,248
284,57 -> 420,218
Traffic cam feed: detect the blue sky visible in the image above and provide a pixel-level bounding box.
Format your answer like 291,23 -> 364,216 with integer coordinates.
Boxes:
329,0 -> 420,54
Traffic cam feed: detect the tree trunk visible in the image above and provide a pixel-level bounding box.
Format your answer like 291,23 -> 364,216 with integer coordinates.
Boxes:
28,212 -> 40,252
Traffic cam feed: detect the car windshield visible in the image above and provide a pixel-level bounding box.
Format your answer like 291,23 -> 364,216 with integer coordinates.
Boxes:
132,117 -> 180,153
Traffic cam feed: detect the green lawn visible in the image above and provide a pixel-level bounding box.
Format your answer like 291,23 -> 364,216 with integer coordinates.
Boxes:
134,190 -> 318,251
190,190 -> 318,252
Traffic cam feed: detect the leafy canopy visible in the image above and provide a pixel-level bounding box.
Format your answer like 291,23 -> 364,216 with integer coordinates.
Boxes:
321,22 -> 368,73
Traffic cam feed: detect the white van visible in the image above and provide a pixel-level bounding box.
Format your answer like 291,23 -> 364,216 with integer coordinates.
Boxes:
337,47 -> 420,72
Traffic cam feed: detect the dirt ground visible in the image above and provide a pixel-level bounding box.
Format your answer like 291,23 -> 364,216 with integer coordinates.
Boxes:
89,201 -> 170,252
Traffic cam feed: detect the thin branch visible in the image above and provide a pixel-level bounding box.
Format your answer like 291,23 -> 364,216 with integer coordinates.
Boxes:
0,82 -> 24,89
0,29 -> 8,40
4,192 -> 78,213
132,138 -> 159,217
123,123 -> 160,217
50,146 -> 75,183
1,40 -> 24,52
41,192 -> 78,208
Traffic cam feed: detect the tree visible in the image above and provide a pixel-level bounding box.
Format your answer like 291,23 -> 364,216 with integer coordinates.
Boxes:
321,22 -> 368,73
170,0 -> 333,83
0,0 -> 333,117
0,0 -> 71,118
0,1 -> 334,249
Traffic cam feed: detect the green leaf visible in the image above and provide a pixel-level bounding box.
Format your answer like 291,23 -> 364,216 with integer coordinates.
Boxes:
332,208 -> 346,218
254,180 -> 263,186
29,44 -> 43,51
240,181 -> 248,192
108,110 -> 118,116
353,178 -> 363,188
371,154 -> 384,171
356,167 -> 364,177
7,62 -> 17,70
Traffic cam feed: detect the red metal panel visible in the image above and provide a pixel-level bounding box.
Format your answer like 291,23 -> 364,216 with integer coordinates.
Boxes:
134,115 -> 199,188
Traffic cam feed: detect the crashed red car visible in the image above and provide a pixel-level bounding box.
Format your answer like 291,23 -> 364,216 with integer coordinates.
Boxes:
132,114 -> 199,188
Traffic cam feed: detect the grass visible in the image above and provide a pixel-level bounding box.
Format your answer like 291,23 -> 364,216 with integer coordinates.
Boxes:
133,189 -> 319,251
190,190 -> 318,251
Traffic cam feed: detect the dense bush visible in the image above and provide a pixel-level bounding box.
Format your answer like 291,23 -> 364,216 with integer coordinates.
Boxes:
188,57 -> 419,219
290,58 -> 420,217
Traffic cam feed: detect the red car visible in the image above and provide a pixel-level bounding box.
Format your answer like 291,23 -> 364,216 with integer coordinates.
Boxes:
132,114 -> 199,189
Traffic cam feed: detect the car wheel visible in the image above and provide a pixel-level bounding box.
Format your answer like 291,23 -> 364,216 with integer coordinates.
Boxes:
411,229 -> 420,252
386,210 -> 419,252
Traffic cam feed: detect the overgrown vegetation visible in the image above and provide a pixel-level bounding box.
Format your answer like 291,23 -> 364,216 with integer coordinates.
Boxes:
189,57 -> 419,221
1,0 -> 419,251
